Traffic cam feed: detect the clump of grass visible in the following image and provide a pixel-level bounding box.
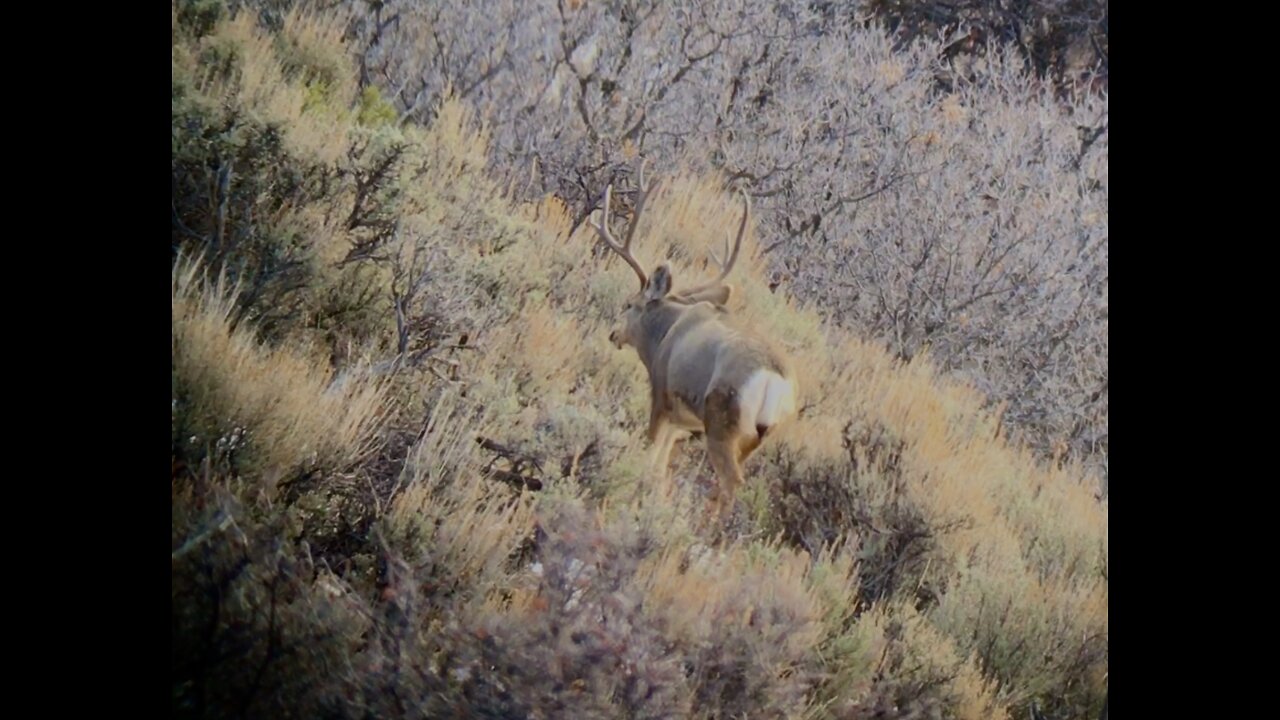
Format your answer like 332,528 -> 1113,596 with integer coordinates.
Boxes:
172,252 -> 386,485
387,389 -> 538,603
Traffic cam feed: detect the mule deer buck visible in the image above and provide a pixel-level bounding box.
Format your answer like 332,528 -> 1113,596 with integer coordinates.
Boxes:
588,161 -> 797,521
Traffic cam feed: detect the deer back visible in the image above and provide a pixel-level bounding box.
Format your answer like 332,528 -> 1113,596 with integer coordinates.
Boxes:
649,301 -> 793,426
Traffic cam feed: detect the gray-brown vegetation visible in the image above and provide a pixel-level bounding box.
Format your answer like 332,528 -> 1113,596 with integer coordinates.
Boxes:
172,1 -> 1108,717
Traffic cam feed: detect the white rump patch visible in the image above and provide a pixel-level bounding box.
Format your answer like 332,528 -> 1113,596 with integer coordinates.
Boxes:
738,369 -> 797,436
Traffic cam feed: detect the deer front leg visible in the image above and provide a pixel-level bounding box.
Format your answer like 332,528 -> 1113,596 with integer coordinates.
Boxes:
647,422 -> 670,467
646,386 -> 672,473
649,423 -> 684,498
647,388 -> 665,445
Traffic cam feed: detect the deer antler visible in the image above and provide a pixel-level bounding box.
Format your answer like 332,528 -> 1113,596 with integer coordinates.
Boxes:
681,187 -> 750,298
589,159 -> 659,288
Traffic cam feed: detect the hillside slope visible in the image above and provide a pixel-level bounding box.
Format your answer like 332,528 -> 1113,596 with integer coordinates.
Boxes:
172,5 -> 1107,718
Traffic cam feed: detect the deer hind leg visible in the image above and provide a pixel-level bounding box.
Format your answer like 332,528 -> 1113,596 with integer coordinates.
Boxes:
737,431 -> 763,466
703,386 -> 745,522
705,437 -> 744,522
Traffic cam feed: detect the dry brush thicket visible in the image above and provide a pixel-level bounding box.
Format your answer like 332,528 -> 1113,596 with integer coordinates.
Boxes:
344,0 -> 1109,485
172,2 -> 1107,719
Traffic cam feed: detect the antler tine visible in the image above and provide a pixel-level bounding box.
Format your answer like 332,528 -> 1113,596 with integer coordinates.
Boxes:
588,183 -> 648,287
708,229 -> 731,269
622,157 -> 660,250
684,187 -> 750,296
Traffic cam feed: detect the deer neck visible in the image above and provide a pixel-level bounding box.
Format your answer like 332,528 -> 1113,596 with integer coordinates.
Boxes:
635,302 -> 688,368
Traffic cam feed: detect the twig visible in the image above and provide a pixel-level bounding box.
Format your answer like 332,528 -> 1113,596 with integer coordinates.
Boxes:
171,513 -> 233,561
476,436 -> 545,491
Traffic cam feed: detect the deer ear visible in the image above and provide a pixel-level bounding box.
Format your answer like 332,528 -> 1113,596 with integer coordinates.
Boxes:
645,263 -> 673,300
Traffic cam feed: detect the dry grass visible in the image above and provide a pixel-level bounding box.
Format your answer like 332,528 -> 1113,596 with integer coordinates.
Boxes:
387,389 -> 539,601
375,140 -> 1107,712
171,251 -> 386,484
175,7 -> 356,165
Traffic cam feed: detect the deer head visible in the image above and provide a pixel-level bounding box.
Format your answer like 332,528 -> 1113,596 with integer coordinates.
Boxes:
591,161 -> 748,350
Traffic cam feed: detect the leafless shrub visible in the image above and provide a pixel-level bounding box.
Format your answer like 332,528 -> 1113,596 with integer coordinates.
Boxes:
343,0 -> 1108,486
